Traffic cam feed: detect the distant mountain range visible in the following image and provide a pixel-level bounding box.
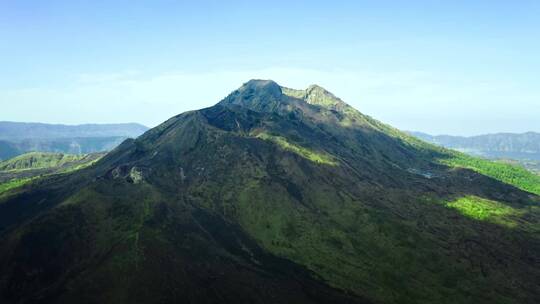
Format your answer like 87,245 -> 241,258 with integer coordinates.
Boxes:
409,131 -> 540,160
0,122 -> 148,160
0,121 -> 148,140
409,131 -> 540,174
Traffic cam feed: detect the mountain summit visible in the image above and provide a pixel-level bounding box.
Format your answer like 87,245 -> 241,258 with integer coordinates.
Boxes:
0,80 -> 538,304
222,79 -> 349,113
283,83 -> 349,111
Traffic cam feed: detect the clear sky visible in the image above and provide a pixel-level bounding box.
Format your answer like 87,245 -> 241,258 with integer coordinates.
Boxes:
1,0 -> 539,135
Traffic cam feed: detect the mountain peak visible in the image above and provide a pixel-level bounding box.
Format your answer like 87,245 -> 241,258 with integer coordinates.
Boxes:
304,84 -> 347,110
220,80 -> 354,118
306,84 -> 327,92
242,79 -> 279,88
219,79 -> 285,113
281,83 -> 349,112
238,79 -> 282,96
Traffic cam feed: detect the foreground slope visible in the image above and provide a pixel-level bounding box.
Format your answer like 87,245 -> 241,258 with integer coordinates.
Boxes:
0,80 -> 538,304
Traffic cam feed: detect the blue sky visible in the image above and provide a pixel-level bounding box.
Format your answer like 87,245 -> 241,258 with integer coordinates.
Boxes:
1,1 -> 539,135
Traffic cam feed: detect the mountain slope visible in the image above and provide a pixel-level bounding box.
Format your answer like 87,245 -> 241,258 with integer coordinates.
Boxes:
0,80 -> 538,304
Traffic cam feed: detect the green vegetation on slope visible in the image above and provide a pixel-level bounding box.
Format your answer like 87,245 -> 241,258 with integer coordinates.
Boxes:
0,152 -> 85,171
442,153 -> 540,195
0,152 -> 104,196
255,132 -> 337,165
497,159 -> 540,175
0,177 -> 34,195
444,196 -> 526,228
233,177 -> 539,304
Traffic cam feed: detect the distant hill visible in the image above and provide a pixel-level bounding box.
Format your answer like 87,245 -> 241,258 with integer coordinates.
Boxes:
409,131 -> 540,160
0,152 -> 98,172
0,121 -> 148,140
0,152 -> 104,191
0,141 -> 20,161
0,122 -> 148,160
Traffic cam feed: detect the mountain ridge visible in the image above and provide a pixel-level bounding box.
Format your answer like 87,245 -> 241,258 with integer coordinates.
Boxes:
0,122 -> 149,161
410,131 -> 540,174
0,80 -> 538,304
0,121 -> 148,141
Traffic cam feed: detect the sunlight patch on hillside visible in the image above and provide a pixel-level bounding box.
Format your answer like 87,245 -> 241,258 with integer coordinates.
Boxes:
445,196 -> 522,227
441,153 -> 540,196
0,177 -> 34,196
255,132 -> 337,166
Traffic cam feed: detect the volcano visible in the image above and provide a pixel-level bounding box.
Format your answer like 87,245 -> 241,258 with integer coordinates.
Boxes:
0,80 -> 538,304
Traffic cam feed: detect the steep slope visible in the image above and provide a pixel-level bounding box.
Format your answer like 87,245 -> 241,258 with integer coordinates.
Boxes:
0,80 -> 538,304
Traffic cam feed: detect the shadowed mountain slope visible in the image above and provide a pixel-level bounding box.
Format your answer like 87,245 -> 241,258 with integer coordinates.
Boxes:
0,80 -> 538,304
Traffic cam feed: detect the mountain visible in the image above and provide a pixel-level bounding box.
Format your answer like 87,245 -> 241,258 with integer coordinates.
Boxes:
0,136 -> 129,159
0,80 -> 538,304
0,152 -> 100,173
0,122 -> 149,161
0,141 -> 20,161
410,131 -> 540,160
0,122 -> 148,140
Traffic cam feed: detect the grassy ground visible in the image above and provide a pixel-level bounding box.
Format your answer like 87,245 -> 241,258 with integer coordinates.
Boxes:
442,153 -> 540,195
0,177 -> 35,195
0,152 -> 103,196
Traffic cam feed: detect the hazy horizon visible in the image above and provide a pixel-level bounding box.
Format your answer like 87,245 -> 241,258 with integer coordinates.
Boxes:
1,1 -> 539,136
